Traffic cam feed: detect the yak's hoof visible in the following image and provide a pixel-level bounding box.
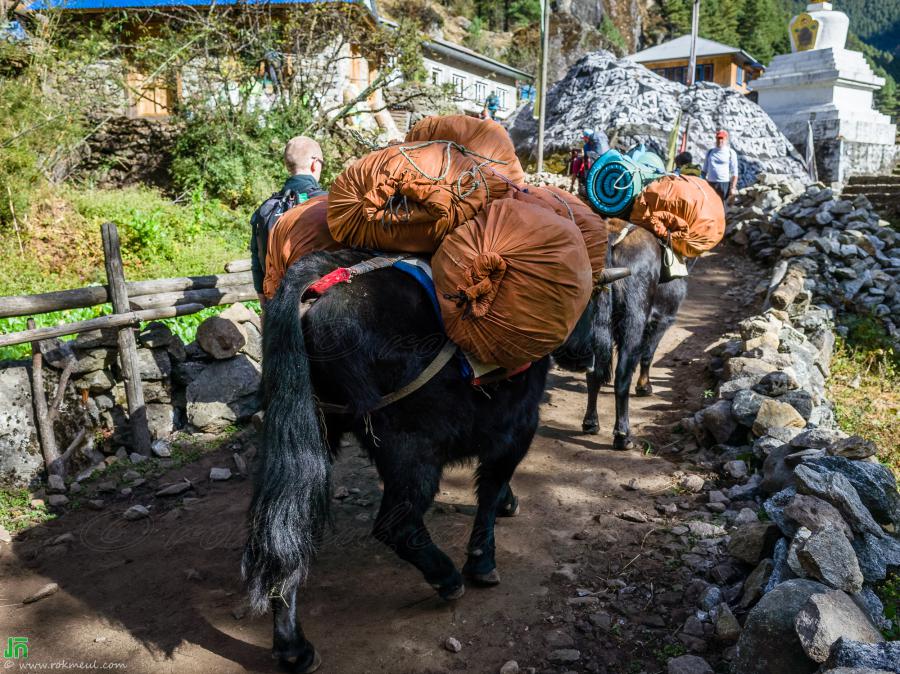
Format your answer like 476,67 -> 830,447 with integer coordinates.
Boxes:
613,434 -> 634,451
498,494 -> 520,518
582,420 -> 600,435
439,582 -> 466,601
278,649 -> 321,674
465,568 -> 501,586
634,383 -> 653,397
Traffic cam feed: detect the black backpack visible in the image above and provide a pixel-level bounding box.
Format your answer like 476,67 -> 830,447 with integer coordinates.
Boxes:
251,189 -> 300,268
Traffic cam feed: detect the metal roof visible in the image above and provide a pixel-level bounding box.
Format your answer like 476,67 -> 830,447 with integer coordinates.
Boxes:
31,0 -> 374,11
628,35 -> 762,68
421,37 -> 533,82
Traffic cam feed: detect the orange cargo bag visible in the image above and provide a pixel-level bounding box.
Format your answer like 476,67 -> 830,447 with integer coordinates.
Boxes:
509,185 -> 607,283
263,195 -> 339,299
327,141 -> 515,254
405,114 -> 526,186
629,175 -> 725,258
433,197 -> 593,369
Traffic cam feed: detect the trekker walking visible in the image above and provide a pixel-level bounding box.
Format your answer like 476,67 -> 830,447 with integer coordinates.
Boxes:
484,90 -> 500,120
702,130 -> 738,204
250,136 -> 326,304
567,148 -> 585,193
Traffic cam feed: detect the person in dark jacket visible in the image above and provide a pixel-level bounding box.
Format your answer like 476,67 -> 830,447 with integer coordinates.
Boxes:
674,151 -> 703,177
250,135 -> 326,303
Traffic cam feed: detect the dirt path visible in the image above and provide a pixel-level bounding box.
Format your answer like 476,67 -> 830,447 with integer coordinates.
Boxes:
0,245 -> 763,674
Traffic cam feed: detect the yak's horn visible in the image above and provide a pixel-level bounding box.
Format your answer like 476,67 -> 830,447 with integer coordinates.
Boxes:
597,267 -> 631,285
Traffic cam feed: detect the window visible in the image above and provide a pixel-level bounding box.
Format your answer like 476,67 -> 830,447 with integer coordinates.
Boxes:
695,63 -> 714,82
431,67 -> 442,85
475,81 -> 486,103
736,66 -> 744,85
497,89 -> 507,110
452,74 -> 465,98
127,71 -> 176,118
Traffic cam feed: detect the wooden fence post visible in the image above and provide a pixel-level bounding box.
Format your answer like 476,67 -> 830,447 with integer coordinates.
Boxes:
27,318 -> 63,476
102,222 -> 152,454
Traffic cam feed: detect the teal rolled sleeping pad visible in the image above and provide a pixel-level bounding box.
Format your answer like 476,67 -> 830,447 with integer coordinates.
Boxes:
585,145 -> 667,217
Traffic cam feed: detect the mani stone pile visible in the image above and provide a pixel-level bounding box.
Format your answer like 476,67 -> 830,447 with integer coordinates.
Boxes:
675,176 -> 899,673
0,303 -> 263,490
727,173 -> 900,351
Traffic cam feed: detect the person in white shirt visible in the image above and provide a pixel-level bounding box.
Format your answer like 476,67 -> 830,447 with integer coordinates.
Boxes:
702,130 -> 739,203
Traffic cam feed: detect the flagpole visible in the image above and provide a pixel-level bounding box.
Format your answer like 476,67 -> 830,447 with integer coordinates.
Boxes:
535,0 -> 550,173
680,0 -> 701,152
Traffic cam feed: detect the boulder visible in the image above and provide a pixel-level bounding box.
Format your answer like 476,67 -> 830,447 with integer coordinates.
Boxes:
794,464 -> 884,539
806,456 -> 900,528
0,365 -> 42,488
764,486 -> 798,535
241,321 -> 263,362
777,390 -> 815,420
824,639 -> 900,672
827,436 -> 877,460
219,302 -> 260,328
796,528 -> 864,593
784,494 -> 853,541
795,591 -> 884,663
728,522 -> 780,565
186,355 -> 261,432
852,532 -> 900,583
761,445 -> 797,495
731,389 -> 766,427
196,316 -> 247,360
740,558 -> 774,608
133,348 -> 171,381
789,428 -> 846,449
697,399 -> 738,444
668,655 -> 714,674
753,371 -> 800,396
724,357 -> 777,382
752,398 -> 806,437
146,403 -> 176,440
732,579 -> 829,674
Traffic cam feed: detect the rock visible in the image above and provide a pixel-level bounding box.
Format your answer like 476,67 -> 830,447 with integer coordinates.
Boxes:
790,428 -> 846,449
499,661 -> 520,674
151,439 -> 171,458
73,328 -> 119,349
209,467 -> 232,481
155,480 -> 192,497
784,494 -> 853,541
724,357 -> 777,382
699,586 -> 723,611
681,475 -> 705,493
794,464 -> 884,539
196,316 -> 247,359
794,590 -> 884,663
233,452 -> 248,475
0,525 -> 11,544
22,582 -> 59,604
443,636 -> 462,653
544,631 -> 575,648
741,558 -> 774,608
130,452 -> 148,464
732,579 -> 829,674
806,456 -> 900,528
137,322 -> 175,348
146,403 -> 175,440
820,669 -> 894,674
186,355 -> 261,432
698,399 -> 738,444
133,348 -> 171,380
728,522 -> 779,565
619,509 -> 649,523
74,369 -> 115,393
778,390 -> 815,420
761,445 -> 797,495
47,494 -> 69,507
123,504 -> 150,520
824,639 -> 900,671
736,508 -> 760,526
752,398 -> 806,436
724,460 -> 749,479
796,528 -> 864,593
827,436 -> 877,460
753,371 -> 799,396
731,389 -> 767,426
688,521 -> 726,537
548,649 -> 580,664
219,302 -> 260,327
667,654 -> 714,674
851,532 -> 900,583
715,602 -> 741,641
47,474 -> 66,493
241,321 -> 263,362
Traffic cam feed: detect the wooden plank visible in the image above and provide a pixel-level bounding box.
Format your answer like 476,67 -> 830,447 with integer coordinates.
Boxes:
0,271 -> 253,319
102,222 -> 151,454
128,285 -> 257,311
27,318 -> 62,477
0,304 -> 206,349
224,259 -> 252,273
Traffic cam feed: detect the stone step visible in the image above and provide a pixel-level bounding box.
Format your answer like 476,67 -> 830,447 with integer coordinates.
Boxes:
840,185 -> 900,196
846,175 -> 900,186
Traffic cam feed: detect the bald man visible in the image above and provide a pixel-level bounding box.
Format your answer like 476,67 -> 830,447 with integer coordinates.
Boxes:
250,135 -> 327,302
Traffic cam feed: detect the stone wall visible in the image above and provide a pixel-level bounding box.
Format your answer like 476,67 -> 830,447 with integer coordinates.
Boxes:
676,174 -> 899,672
0,304 -> 262,489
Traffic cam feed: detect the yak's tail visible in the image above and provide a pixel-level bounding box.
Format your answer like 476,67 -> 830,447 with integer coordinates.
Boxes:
242,276 -> 331,614
592,281 -> 615,386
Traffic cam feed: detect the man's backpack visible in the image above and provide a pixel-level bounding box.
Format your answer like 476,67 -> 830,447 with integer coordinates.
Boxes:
251,189 -> 304,266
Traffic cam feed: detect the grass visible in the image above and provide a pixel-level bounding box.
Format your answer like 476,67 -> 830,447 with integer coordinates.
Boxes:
827,315 -> 900,475
0,184 -> 255,361
0,488 -> 54,533
877,573 -> 899,640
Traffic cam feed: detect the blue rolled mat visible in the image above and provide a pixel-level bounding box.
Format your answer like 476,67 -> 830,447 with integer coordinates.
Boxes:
586,147 -> 667,217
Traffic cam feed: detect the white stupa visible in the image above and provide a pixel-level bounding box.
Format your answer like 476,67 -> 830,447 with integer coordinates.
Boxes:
752,1 -> 896,183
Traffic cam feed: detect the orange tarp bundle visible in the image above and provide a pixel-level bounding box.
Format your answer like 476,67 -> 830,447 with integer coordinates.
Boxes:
508,185 -> 607,283
327,141 -> 515,254
432,197 -> 593,369
263,195 -> 338,299
405,115 -> 526,186
629,175 -> 726,258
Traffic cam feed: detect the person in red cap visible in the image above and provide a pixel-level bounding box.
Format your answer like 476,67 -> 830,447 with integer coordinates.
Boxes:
702,130 -> 739,204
